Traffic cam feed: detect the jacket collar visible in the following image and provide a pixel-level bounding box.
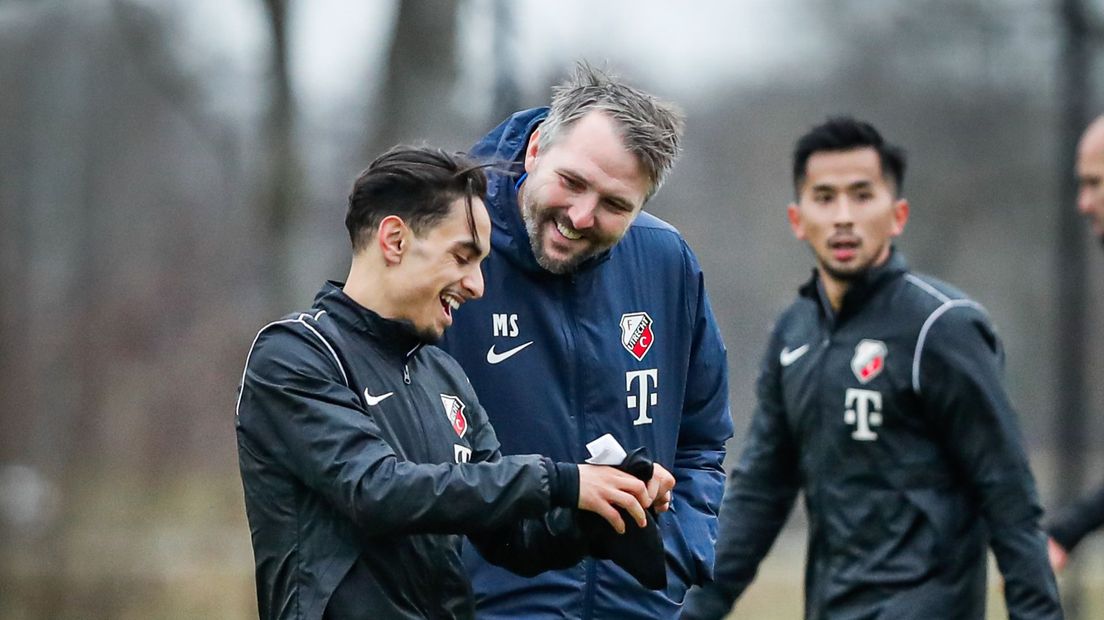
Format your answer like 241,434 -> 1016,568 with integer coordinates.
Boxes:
472,107 -> 615,278
798,249 -> 909,321
313,281 -> 424,358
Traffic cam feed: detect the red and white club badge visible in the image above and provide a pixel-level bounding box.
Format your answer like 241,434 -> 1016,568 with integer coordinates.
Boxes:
440,394 -> 468,437
620,312 -> 655,361
851,339 -> 887,384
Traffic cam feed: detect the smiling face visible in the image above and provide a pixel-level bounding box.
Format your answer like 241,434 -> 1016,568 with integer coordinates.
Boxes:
391,196 -> 491,342
518,111 -> 651,274
789,147 -> 909,293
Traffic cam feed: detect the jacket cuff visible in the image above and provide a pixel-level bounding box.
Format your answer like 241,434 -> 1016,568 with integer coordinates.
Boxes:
1047,515 -> 1086,552
544,458 -> 579,508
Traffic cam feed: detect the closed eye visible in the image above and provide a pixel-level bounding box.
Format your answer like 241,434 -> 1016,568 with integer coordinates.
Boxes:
559,173 -> 585,192
603,197 -> 635,213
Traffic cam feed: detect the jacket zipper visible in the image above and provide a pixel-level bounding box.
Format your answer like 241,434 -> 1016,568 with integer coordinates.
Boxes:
564,274 -> 597,620
812,320 -> 832,616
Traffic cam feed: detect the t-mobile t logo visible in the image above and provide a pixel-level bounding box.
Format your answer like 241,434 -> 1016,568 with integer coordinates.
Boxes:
626,369 -> 658,426
844,388 -> 882,441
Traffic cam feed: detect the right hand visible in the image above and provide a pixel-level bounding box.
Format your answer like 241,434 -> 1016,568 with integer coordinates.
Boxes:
1048,537 -> 1069,573
576,464 -> 652,534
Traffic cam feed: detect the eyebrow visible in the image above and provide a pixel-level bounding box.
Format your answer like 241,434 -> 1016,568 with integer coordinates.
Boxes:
455,239 -> 484,258
811,180 -> 874,192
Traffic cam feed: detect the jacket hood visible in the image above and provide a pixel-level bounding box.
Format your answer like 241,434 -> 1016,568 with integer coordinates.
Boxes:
470,107 -> 616,277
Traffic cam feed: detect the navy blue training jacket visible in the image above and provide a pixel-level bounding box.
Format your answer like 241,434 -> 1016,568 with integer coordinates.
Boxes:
438,108 -> 734,619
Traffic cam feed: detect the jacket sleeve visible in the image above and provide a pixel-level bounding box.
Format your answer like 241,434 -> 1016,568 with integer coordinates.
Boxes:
1047,481 -> 1104,553
917,306 -> 1062,619
680,326 -> 800,620
670,243 -> 735,590
454,377 -> 591,576
236,322 -> 571,537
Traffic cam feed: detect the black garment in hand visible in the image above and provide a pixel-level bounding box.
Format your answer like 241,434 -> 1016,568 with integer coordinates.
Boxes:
579,447 -> 667,590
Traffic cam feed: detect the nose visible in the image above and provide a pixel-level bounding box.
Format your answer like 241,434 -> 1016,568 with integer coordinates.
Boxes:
565,194 -> 598,229
832,196 -> 854,226
462,265 -> 485,300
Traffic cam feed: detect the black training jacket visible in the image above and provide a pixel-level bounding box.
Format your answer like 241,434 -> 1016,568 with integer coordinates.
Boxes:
236,282 -> 584,620
683,252 -> 1061,620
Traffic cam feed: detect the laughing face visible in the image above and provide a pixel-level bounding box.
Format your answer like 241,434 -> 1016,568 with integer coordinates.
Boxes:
788,147 -> 909,289
518,111 -> 651,274
393,196 -> 491,342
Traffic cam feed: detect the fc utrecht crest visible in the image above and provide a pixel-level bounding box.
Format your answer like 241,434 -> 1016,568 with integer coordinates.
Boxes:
440,394 -> 468,437
619,312 -> 655,361
851,339 -> 887,384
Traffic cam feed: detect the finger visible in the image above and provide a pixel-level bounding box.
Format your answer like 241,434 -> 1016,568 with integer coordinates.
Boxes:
646,477 -> 663,505
654,491 -> 672,513
626,477 -> 653,512
612,489 -> 648,529
653,464 -> 676,493
597,503 -> 626,534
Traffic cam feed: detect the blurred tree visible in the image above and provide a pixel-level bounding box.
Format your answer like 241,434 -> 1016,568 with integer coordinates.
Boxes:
490,0 -> 521,124
370,0 -> 463,155
258,0 -> 301,312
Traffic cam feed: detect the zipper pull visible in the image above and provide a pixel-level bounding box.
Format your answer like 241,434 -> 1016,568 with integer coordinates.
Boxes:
403,364 -> 411,385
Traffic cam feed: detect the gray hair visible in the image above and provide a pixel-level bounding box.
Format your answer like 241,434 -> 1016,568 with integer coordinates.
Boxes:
538,62 -> 685,200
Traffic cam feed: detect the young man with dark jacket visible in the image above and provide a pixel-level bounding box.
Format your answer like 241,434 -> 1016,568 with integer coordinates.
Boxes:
235,146 -> 674,620
682,118 -> 1062,619
438,63 -> 732,619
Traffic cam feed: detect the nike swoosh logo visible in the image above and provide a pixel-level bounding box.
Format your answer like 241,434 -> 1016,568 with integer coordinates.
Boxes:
779,344 -> 810,367
486,341 -> 534,365
363,389 -> 394,406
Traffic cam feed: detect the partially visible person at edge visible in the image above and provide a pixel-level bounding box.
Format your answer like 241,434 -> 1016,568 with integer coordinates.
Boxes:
681,117 -> 1063,619
1046,114 -> 1104,574
235,146 -> 676,619
437,62 -> 733,619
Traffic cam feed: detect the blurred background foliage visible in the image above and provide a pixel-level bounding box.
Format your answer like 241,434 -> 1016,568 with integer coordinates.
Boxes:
2,0 -> 1104,617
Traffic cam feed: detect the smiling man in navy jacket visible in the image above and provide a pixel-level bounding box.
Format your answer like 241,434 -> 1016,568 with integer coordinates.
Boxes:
438,63 -> 733,619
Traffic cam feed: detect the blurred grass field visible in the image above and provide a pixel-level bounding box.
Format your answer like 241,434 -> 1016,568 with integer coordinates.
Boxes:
2,470 -> 1102,619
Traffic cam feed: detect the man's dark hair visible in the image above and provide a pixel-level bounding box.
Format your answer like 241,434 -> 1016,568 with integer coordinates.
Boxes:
346,145 -> 488,251
792,117 -> 907,197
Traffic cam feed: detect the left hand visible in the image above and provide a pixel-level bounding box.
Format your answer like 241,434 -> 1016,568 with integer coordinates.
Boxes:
1048,537 -> 1069,574
647,463 -> 676,513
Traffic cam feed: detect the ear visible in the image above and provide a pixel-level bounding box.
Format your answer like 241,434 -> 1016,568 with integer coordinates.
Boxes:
523,128 -> 541,174
890,198 -> 909,237
377,215 -> 408,265
787,202 -> 806,240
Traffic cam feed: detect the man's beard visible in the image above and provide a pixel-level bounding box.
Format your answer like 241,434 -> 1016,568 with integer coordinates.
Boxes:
521,196 -> 595,275
820,261 -> 868,282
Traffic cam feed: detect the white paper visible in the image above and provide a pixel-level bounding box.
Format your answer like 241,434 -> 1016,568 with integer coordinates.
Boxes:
585,433 -> 627,465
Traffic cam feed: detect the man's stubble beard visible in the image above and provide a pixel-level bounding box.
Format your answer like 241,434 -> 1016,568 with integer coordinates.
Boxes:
521,194 -> 590,275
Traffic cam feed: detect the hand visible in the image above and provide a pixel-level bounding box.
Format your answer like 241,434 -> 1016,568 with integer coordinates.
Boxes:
647,463 -> 676,513
1048,537 -> 1068,574
577,464 -> 652,534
